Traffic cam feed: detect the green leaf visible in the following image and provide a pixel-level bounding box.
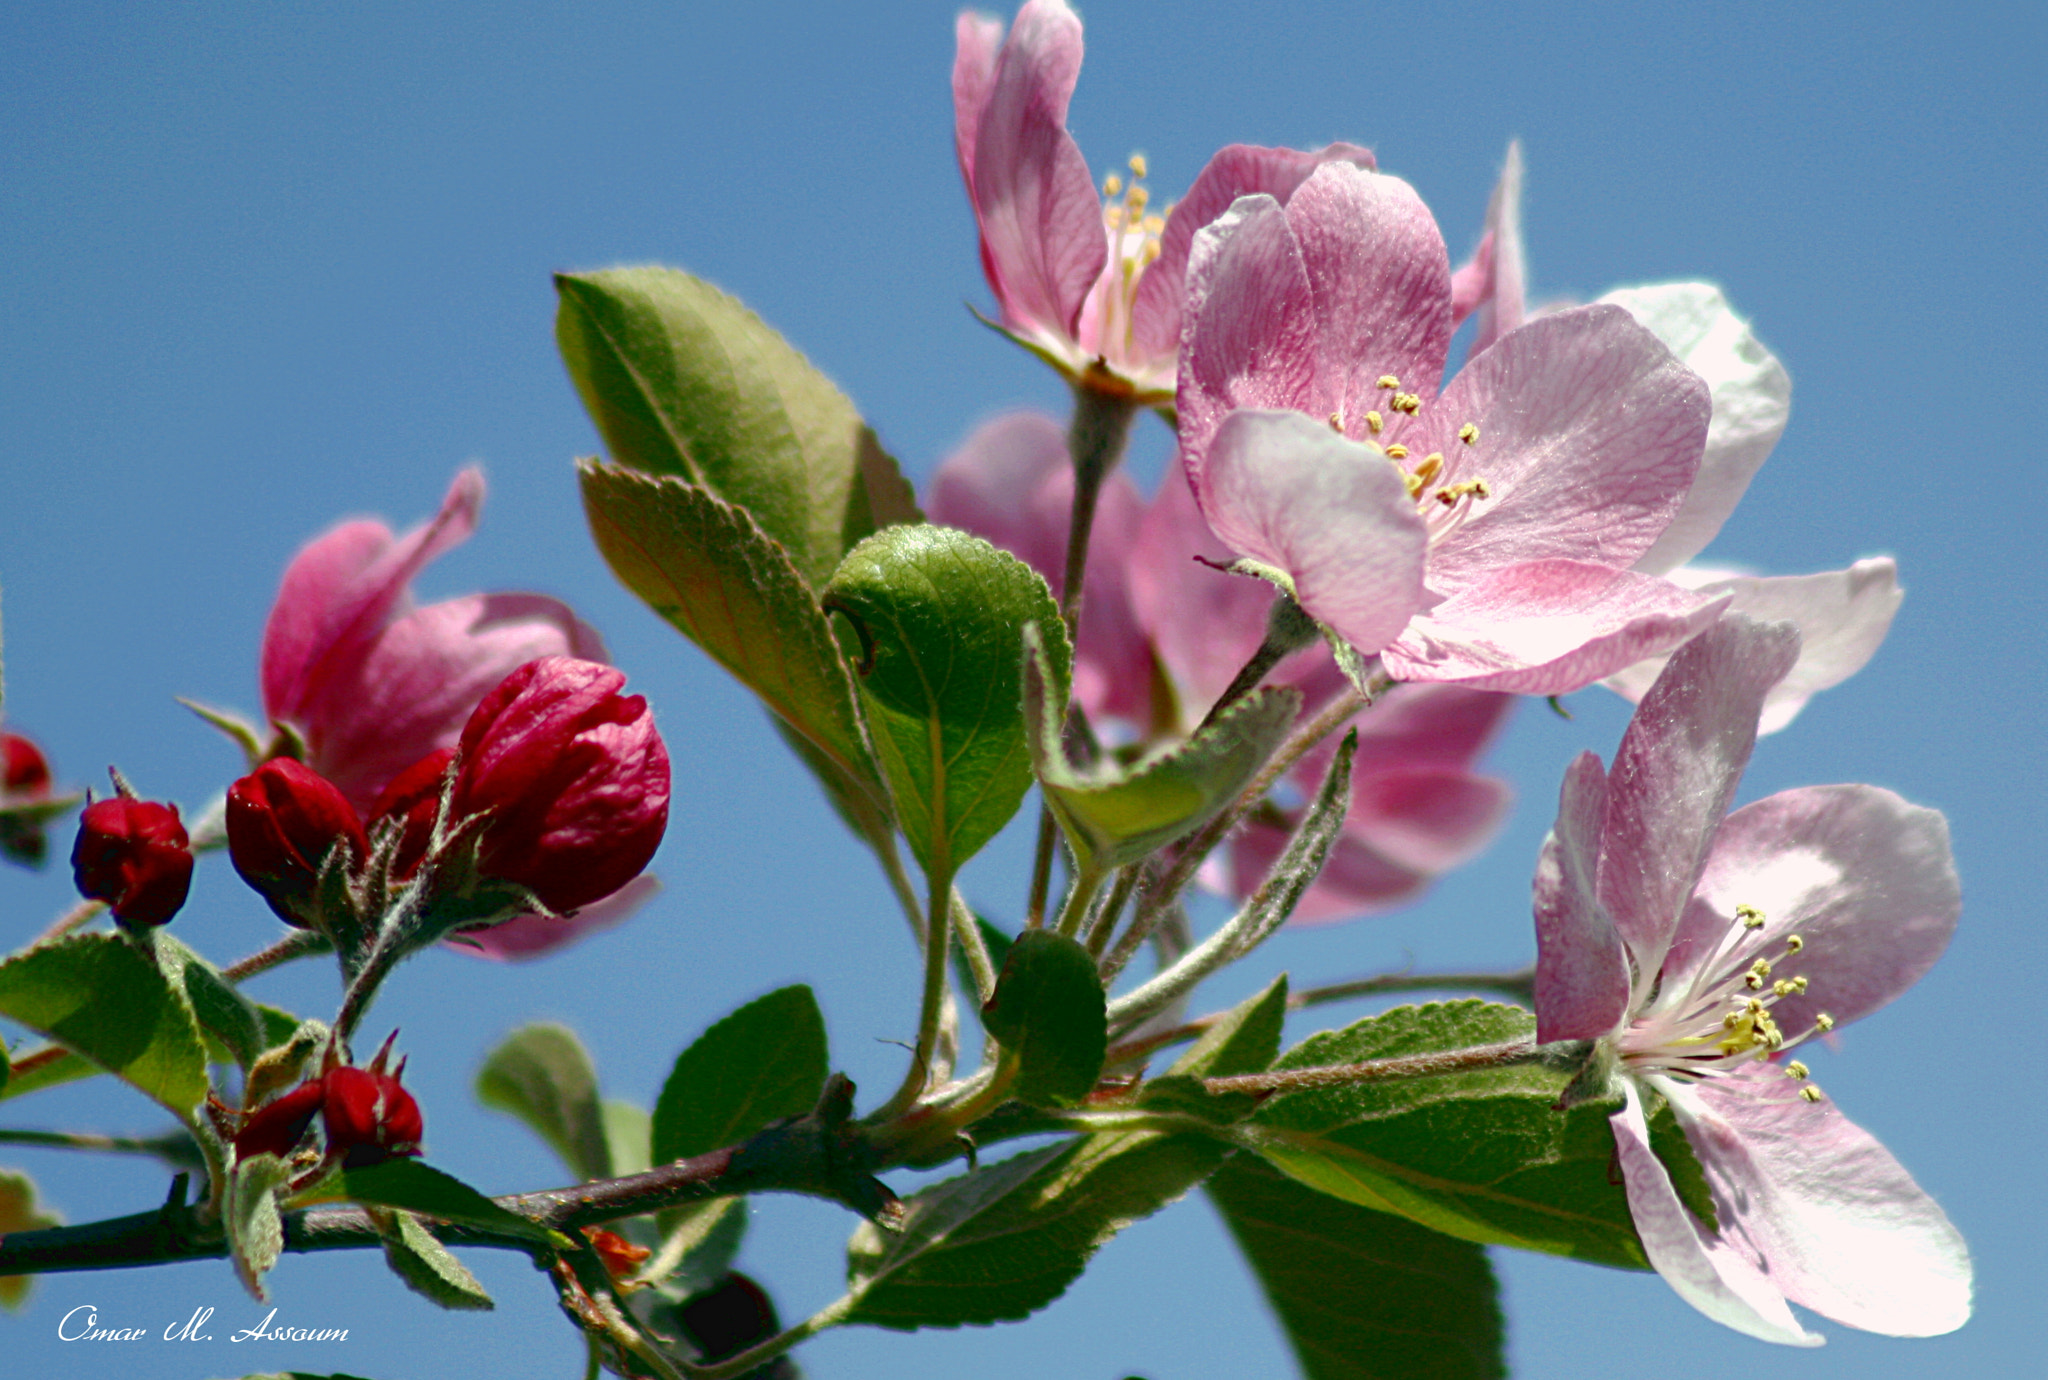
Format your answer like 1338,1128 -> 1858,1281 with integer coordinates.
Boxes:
1206,1155 -> 1505,1380
644,1196 -> 749,1296
0,1046 -> 97,1102
228,1152 -> 291,1302
1246,1001 -> 1645,1269
1023,625 -> 1299,874
157,932 -> 265,1071
0,1167 -> 61,1310
652,986 -> 828,1166
555,265 -> 915,589
0,933 -> 208,1114
980,931 -> 1107,1108
1647,1091 -> 1720,1233
580,465 -> 887,826
951,910 -> 1013,1003
602,1100 -> 652,1177
476,1023 -> 611,1182
1138,976 -> 1291,1126
844,1129 -> 1230,1330
823,526 -> 1071,881
325,1159 -> 561,1248
378,1209 -> 495,1311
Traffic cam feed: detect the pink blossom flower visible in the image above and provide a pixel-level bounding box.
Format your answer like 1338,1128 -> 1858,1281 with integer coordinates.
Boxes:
954,0 -> 1372,399
1177,161 -> 1726,694
260,468 -> 607,815
1533,614 -> 1969,1343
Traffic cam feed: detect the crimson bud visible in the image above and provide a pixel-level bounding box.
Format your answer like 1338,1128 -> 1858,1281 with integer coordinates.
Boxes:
0,731 -> 55,866
451,657 -> 669,912
227,758 -> 371,928
364,746 -> 456,882
319,1064 -> 424,1167
71,795 -> 192,929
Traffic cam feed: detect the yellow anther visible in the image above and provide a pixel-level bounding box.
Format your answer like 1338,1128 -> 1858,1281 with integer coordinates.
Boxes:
1773,980 -> 1794,997
1403,470 -> 1426,499
1364,410 -> 1384,434
1722,1012 -> 1742,1030
1377,374 -> 1400,390
1815,1013 -> 1835,1032
1786,1060 -> 1810,1080
1328,412 -> 1345,433
1127,185 -> 1150,213
1750,957 -> 1773,976
1385,443 -> 1409,459
1791,975 -> 1809,994
1737,904 -> 1767,930
1143,214 -> 1165,235
1128,153 -> 1148,179
1393,392 -> 1422,414
1746,972 -> 1765,991
1746,998 -> 1765,1014
1763,1026 -> 1785,1050
1800,1085 -> 1825,1103
1103,174 -> 1123,197
1412,453 -> 1444,486
1458,423 -> 1480,445
1434,479 -> 1491,506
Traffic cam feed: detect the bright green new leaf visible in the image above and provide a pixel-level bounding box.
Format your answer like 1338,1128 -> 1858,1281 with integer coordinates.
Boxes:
823,526 -> 1071,882
1023,625 -> 1299,874
156,932 -> 265,1071
580,465 -> 887,825
602,1100 -> 652,1178
379,1210 -> 495,1311
844,1129 -> 1230,1329
1207,1155 -> 1505,1380
652,985 -> 828,1166
228,1153 -> 291,1302
1138,976 -> 1290,1126
476,1023 -> 611,1183
555,266 -> 918,589
0,1168 -> 61,1310
327,1160 -> 561,1248
1246,1001 -> 1646,1268
980,930 -> 1106,1108
0,933 -> 208,1115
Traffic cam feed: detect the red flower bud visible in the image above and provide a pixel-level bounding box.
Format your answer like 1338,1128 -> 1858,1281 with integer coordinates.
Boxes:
1,731 -> 56,867
451,657 -> 668,912
320,1064 -> 424,1167
3,734 -> 52,797
232,1078 -> 326,1161
227,758 -> 371,928
365,747 -> 456,882
71,796 -> 192,928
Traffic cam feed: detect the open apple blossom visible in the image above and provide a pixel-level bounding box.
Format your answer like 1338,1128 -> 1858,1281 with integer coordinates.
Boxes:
0,6 -> 1978,1377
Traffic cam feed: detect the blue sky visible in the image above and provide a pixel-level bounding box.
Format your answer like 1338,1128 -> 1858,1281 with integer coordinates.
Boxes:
3,2 -> 2043,1376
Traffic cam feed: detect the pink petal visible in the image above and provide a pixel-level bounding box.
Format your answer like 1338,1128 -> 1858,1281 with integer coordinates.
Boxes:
952,11 -> 1006,191
1200,410 -> 1429,656
308,592 -> 608,813
1229,817 -> 1428,925
263,468 -> 485,722
1672,784 -> 1958,1034
1129,141 -> 1375,359
1347,767 -> 1511,874
1176,195 -> 1320,494
1283,163 -> 1453,426
1594,614 -> 1800,970
1534,751 -> 1631,1042
1675,1069 -> 1971,1335
1381,560 -> 1731,695
1448,230 -> 1492,327
968,0 -> 1105,344
1602,284 -> 1792,577
445,874 -> 661,961
1611,1082 -> 1823,1345
927,411 -> 1072,577
1460,141 -> 1526,361
1600,559 -> 1903,734
1420,306 -> 1710,588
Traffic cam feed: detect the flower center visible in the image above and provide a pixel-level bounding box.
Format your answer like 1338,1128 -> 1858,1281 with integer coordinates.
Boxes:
1093,154 -> 1168,365
1328,375 -> 1490,544
1618,903 -> 1835,1104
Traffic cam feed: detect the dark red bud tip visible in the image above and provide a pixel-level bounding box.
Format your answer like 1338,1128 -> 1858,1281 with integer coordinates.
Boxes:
320,1065 -> 424,1167
452,656 -> 670,913
226,758 -> 369,927
233,1079 -> 326,1161
2,733 -> 52,797
71,796 -> 192,928
365,747 -> 456,882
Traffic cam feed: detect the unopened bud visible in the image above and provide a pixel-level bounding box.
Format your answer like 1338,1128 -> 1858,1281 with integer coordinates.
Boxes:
227,758 -> 370,928
71,794 -> 192,929
0,731 -> 56,866
365,747 -> 456,882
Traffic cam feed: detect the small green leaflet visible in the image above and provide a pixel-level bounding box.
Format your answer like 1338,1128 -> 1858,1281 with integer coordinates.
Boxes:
378,1209 -> 495,1311
325,1159 -> 562,1249
476,1023 -> 612,1182
980,930 -> 1106,1108
652,985 -> 828,1166
0,933 -> 208,1115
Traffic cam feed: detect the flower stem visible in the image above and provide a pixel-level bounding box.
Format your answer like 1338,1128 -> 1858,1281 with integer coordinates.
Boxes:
221,928 -> 331,983
875,865 -> 956,1121
1202,1038 -> 1538,1097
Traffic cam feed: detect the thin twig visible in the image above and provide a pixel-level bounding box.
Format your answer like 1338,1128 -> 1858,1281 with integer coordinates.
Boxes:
221,928 -> 331,983
1203,1039 -> 1538,1096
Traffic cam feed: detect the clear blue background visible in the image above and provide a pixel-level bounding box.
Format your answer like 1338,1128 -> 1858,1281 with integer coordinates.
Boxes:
2,1 -> 2042,1376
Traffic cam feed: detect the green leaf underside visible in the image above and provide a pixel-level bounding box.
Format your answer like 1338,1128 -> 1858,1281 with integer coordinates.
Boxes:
980,931 -> 1107,1108
379,1209 -> 495,1311
652,985 -> 828,1166
476,1023 -> 612,1182
1250,1001 -> 1647,1269
1647,1090 -> 1720,1233
229,1153 -> 291,1302
580,465 -> 884,818
844,1130 -> 1231,1330
0,933 -> 208,1114
555,266 -> 915,590
327,1160 -> 557,1247
1024,627 -> 1300,873
823,525 -> 1071,881
156,932 -> 265,1072
1207,1155 -> 1505,1380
